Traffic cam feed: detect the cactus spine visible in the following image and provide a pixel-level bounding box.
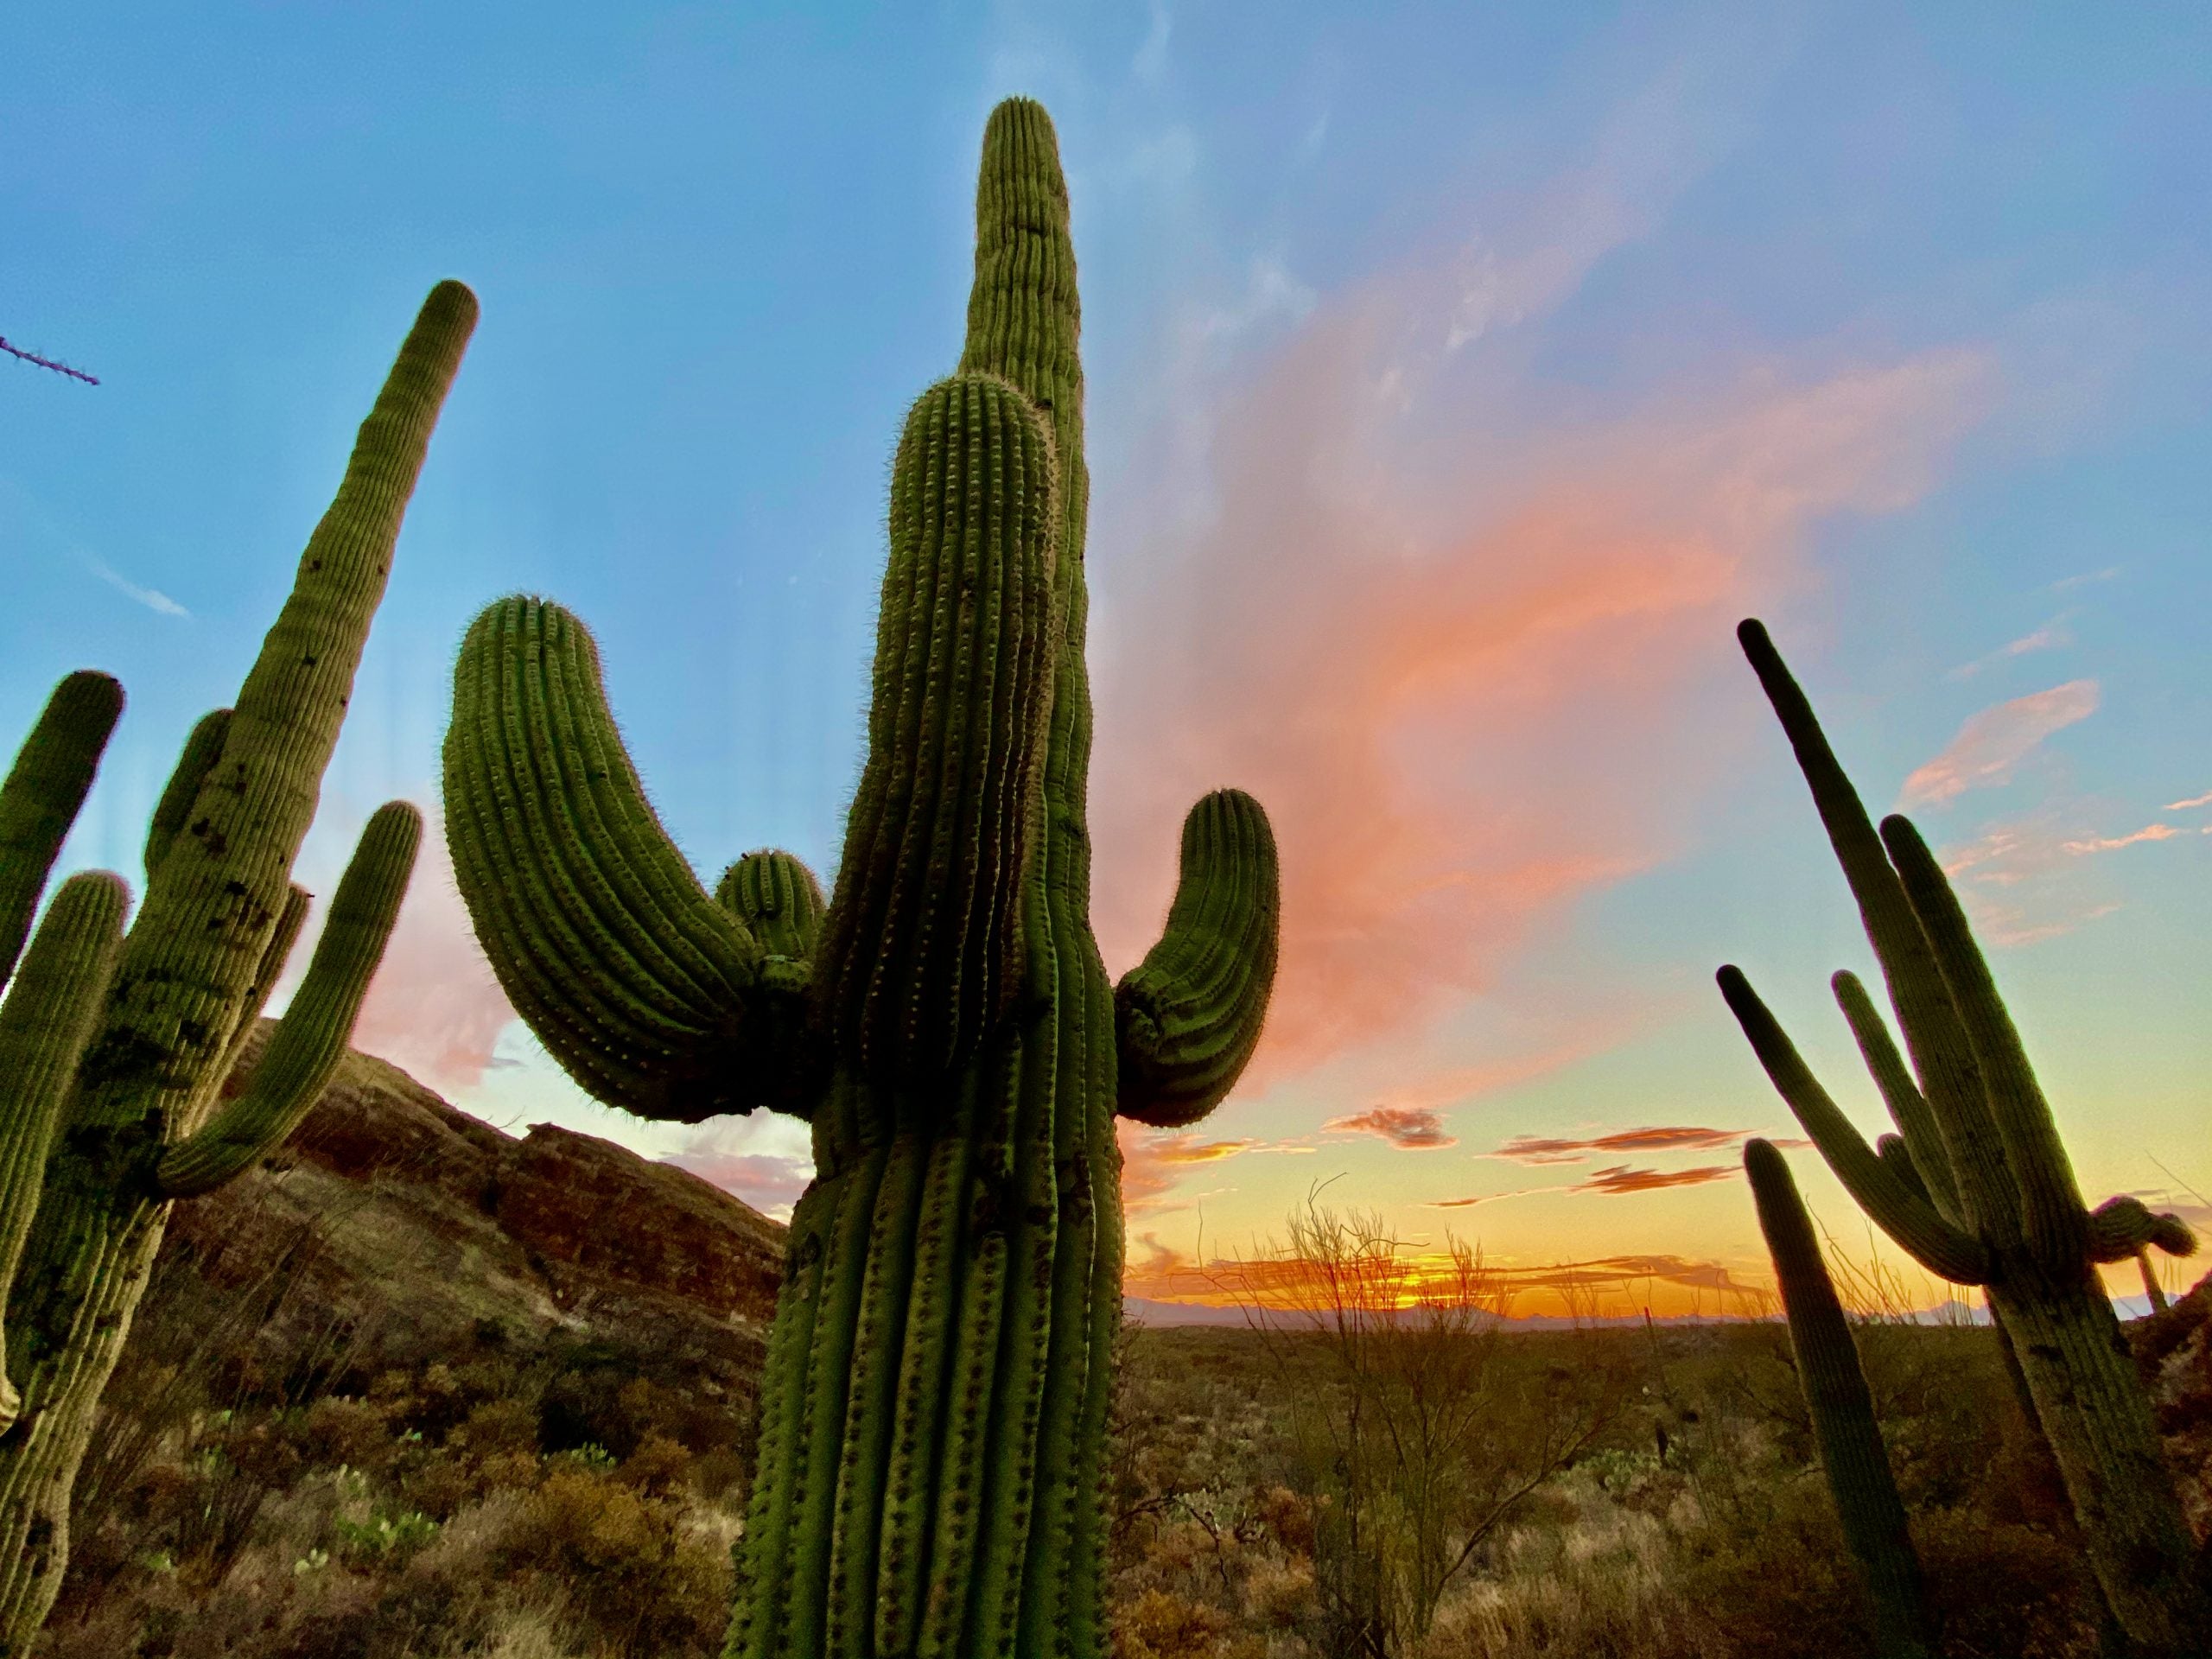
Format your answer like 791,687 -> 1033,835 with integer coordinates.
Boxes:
0,282 -> 473,1650
1719,619 -> 2205,1655
1745,1138 -> 1934,1659
442,101 -> 1280,1659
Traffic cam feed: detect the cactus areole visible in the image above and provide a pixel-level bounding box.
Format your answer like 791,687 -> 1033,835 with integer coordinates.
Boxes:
443,100 -> 1281,1659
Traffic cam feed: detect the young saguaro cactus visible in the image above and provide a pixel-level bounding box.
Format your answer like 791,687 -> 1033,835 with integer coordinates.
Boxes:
0,281 -> 474,1651
1745,1139 -> 1934,1659
442,101 -> 1280,1659
1718,620 -> 2204,1656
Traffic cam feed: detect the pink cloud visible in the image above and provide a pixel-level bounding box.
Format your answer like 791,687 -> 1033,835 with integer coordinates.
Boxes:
347,815 -> 518,1096
1322,1106 -> 1458,1150
1090,275 -> 1991,1093
1900,680 -> 2100,807
2063,823 -> 2184,855
1947,615 -> 2072,681
664,1147 -> 813,1220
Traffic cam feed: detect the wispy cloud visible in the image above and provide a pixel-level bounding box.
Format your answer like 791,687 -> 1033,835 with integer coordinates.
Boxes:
1900,681 -> 2100,807
2062,823 -> 2190,855
2050,566 -> 2120,593
1488,1124 -> 1749,1165
2163,790 -> 2212,812
85,556 -> 188,617
1571,1162 -> 1736,1196
1321,1106 -> 1458,1150
664,1142 -> 813,1221
1947,614 -> 2071,681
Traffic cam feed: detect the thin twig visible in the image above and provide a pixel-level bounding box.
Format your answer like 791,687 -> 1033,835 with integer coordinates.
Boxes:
0,336 -> 99,385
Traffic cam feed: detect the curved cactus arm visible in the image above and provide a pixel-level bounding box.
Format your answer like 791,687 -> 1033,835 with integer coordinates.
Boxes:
816,374 -> 1059,1086
1874,1133 -> 1932,1206
0,872 -> 129,1426
143,709 -> 232,884
1718,965 -> 1988,1285
1738,621 -> 2018,1236
445,596 -> 776,1122
215,884 -> 311,1079
156,802 -> 419,1198
1745,1138 -> 1936,1659
717,850 -> 826,962
1114,789 -> 1280,1128
715,849 -> 829,1119
1879,816 -> 2090,1269
0,671 -> 124,987
1832,971 -> 1960,1221
2086,1195 -> 2196,1264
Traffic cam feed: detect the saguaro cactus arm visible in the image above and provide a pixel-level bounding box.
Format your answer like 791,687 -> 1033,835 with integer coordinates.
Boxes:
1736,620 -> 2016,1229
71,279 -> 476,1134
716,850 -> 826,962
1115,788 -> 1279,1128
1831,970 -> 1960,1220
0,671 -> 124,986
156,802 -> 420,1198
815,372 -> 1059,1084
1719,965 -> 1988,1285
0,873 -> 128,1427
1746,1138 -> 1936,1659
143,709 -> 232,883
2088,1196 -> 2196,1263
445,596 -> 777,1122
1878,817 -> 2095,1268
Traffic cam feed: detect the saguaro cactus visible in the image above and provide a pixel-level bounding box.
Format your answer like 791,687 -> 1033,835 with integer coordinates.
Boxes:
0,281 -> 474,1650
1718,619 -> 2204,1654
442,101 -> 1279,1659
1745,1138 -> 1933,1659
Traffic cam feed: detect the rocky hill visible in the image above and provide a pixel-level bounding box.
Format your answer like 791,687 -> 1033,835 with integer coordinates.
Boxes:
164,1027 -> 789,1417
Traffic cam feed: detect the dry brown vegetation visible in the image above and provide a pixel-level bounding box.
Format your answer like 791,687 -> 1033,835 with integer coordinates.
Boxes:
32,1070 -> 2205,1659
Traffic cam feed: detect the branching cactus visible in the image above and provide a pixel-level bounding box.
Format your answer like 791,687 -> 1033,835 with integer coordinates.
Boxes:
0,281 -> 474,1650
1719,619 -> 2205,1654
442,100 -> 1280,1659
1745,1138 -> 1934,1659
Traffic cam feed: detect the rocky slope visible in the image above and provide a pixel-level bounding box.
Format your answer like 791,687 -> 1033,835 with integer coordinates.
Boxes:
163,1028 -> 789,1411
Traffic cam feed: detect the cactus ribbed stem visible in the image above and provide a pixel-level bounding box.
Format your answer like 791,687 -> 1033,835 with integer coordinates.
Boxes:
0,673 -> 123,988
0,874 -> 128,1427
1720,620 -> 2206,1654
817,374 -> 1058,1084
441,100 -> 1275,1659
157,802 -> 420,1197
142,709 -> 232,885
0,281 -> 469,1649
1747,1139 -> 1934,1659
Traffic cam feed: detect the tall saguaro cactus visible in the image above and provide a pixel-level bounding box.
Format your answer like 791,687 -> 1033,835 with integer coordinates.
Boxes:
443,101 -> 1280,1659
1744,1139 -> 1934,1659
0,281 -> 474,1650
1718,619 -> 2204,1654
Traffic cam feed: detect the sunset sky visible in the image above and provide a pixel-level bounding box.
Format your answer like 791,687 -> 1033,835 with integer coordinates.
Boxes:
6,4 -> 2209,1317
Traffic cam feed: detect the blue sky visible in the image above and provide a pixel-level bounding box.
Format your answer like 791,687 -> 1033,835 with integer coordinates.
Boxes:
6,3 -> 2209,1312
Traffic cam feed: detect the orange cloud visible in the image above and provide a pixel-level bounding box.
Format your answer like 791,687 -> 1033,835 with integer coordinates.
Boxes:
1900,680 -> 2100,807
1090,252 -> 1992,1096
1489,1124 -> 1747,1164
1322,1106 -> 1458,1149
1571,1162 -> 1737,1196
